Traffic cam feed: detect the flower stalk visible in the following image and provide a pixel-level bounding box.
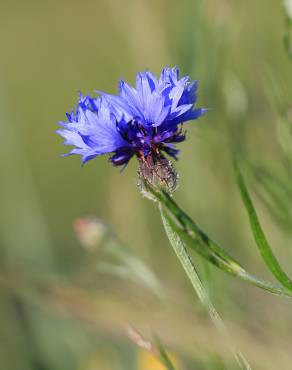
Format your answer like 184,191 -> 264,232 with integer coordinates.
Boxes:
159,204 -> 252,370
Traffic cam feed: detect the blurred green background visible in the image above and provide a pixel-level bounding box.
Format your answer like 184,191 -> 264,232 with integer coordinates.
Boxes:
1,0 -> 292,369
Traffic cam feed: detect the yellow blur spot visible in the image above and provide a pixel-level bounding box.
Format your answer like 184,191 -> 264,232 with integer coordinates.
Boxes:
137,350 -> 179,370
81,350 -> 113,370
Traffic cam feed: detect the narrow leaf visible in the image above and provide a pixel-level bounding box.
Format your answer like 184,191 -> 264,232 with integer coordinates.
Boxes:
162,205 -> 291,297
155,338 -> 178,370
234,160 -> 292,292
144,181 -> 292,297
160,207 -> 252,370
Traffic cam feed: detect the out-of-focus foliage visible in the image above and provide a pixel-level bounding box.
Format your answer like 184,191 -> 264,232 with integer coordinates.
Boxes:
0,0 -> 292,369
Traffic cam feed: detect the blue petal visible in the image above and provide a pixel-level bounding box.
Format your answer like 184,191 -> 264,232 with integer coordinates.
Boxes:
57,66 -> 206,166
57,96 -> 131,163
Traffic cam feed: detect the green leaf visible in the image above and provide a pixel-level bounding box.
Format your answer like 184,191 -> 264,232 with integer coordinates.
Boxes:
283,4 -> 292,60
234,160 -> 292,292
155,338 -> 178,370
144,181 -> 292,298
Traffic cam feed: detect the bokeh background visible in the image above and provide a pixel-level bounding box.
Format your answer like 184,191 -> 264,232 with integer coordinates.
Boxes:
1,0 -> 292,369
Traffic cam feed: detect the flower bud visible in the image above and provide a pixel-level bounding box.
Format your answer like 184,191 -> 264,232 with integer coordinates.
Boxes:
137,155 -> 178,199
74,217 -> 109,251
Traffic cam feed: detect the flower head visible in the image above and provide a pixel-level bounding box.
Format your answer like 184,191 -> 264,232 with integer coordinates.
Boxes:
57,67 -> 206,167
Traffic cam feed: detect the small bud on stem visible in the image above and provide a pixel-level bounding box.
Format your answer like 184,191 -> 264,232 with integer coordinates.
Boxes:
137,154 -> 178,199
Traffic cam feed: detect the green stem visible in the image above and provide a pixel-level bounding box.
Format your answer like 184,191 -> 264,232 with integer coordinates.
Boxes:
159,205 -> 251,370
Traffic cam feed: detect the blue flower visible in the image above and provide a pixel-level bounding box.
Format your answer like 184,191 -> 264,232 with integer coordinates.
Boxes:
57,67 -> 206,167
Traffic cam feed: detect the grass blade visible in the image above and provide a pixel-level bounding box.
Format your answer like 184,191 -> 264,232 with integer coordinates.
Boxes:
234,160 -> 292,292
155,338 -> 178,370
283,0 -> 292,60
